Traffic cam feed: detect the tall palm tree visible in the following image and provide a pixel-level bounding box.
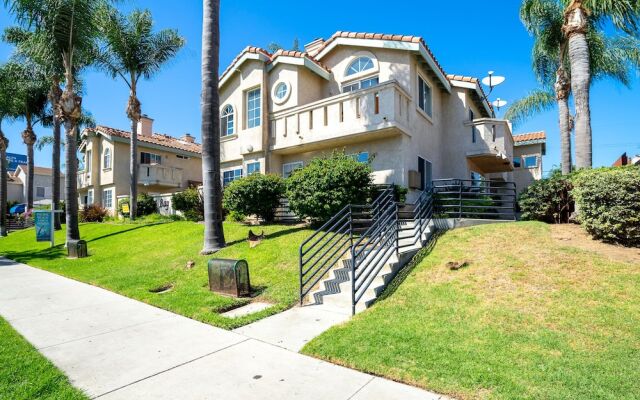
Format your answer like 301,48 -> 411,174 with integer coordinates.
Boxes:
8,61 -> 50,210
510,0 -> 640,172
0,64 -> 19,237
200,0 -> 225,253
4,26 -> 66,229
95,8 -> 184,220
562,0 -> 640,169
6,0 -> 107,244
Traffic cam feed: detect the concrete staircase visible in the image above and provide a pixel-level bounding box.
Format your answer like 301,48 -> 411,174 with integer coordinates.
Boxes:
306,219 -> 437,314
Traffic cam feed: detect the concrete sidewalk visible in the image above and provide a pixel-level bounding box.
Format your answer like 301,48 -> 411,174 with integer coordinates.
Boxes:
0,258 -> 445,399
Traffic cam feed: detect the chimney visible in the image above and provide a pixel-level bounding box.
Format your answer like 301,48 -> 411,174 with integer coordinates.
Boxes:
180,133 -> 195,143
137,114 -> 154,137
304,38 -> 324,56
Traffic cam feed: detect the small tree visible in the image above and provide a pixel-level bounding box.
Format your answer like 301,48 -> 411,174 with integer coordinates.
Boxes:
172,187 -> 204,222
223,174 -> 285,222
518,170 -> 573,223
286,152 -> 373,222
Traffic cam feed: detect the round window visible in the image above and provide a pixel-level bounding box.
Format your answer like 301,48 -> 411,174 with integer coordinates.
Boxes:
275,82 -> 288,99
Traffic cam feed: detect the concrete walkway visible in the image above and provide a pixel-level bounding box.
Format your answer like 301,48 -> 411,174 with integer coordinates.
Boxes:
0,258 -> 446,400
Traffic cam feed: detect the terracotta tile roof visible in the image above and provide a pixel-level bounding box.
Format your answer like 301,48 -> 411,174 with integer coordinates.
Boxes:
513,131 -> 547,143
314,31 -> 447,79
90,125 -> 202,154
447,74 -> 493,114
220,46 -> 330,84
270,49 -> 330,72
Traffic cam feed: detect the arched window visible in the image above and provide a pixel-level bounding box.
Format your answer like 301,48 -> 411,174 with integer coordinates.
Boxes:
221,105 -> 234,136
103,148 -> 111,169
346,56 -> 374,76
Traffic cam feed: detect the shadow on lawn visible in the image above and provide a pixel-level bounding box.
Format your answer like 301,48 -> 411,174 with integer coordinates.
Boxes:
86,222 -> 169,243
1,246 -> 66,263
224,225 -> 309,247
374,229 -> 445,304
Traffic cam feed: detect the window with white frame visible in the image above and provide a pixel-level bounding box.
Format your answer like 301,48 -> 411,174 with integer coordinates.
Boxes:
86,150 -> 92,173
342,76 -> 379,93
469,110 -> 477,143
523,155 -> 538,168
102,189 -> 113,209
275,82 -> 288,99
247,88 -> 261,128
140,152 -> 161,164
247,162 -> 261,175
346,56 -> 374,76
418,75 -> 433,117
223,169 -> 243,186
513,157 -> 521,168
103,147 -> 111,169
87,189 -> 94,205
221,104 -> 234,136
282,161 -> 303,178
36,186 -> 45,198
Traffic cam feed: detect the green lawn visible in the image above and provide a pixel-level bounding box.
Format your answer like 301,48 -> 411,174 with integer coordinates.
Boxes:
0,220 -> 311,329
0,317 -> 87,400
303,222 -> 640,399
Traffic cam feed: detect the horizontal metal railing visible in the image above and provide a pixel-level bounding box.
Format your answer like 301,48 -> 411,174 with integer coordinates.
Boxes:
432,179 -> 516,220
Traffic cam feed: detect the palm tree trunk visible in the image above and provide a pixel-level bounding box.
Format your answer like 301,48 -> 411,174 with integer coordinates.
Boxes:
555,68 -> 572,175
26,142 -> 34,209
200,0 -> 226,254
64,121 -> 80,242
129,111 -> 138,220
0,126 -> 8,237
50,80 -> 63,230
565,2 -> 592,169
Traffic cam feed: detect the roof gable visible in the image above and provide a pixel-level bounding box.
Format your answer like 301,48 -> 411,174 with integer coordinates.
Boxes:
85,126 -> 202,155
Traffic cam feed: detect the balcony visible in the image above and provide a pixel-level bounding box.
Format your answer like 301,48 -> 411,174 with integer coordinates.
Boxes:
138,164 -> 183,188
270,80 -> 412,154
465,119 -> 514,174
77,172 -> 90,188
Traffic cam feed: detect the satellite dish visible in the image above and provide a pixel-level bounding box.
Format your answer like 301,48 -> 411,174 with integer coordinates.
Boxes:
482,75 -> 506,88
492,98 -> 508,110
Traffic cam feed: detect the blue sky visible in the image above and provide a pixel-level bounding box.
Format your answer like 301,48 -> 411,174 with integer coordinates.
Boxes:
1,0 -> 639,173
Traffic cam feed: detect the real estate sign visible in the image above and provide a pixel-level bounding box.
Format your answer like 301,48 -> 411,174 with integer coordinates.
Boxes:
34,210 -> 53,243
7,153 -> 27,171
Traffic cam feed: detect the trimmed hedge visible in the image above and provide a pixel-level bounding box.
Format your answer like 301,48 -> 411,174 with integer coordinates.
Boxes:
572,166 -> 640,246
222,174 -> 285,222
285,152 -> 373,222
117,193 -> 158,217
171,187 -> 204,222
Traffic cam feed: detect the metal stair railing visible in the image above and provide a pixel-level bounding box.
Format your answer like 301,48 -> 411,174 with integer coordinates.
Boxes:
351,187 -> 398,314
397,187 -> 435,250
432,179 -> 517,220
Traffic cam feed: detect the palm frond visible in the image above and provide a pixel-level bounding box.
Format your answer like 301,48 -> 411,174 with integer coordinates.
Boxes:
505,89 -> 556,127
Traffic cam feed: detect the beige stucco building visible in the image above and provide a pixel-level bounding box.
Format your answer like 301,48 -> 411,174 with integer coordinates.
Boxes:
512,131 -> 546,192
217,31 -> 539,200
78,116 -> 202,213
10,165 -> 65,205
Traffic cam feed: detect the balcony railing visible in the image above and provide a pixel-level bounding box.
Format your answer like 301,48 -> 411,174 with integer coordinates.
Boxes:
270,80 -> 412,151
77,172 -> 90,188
139,164 -> 183,187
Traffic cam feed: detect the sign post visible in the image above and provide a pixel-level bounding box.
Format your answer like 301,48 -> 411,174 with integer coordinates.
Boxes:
34,209 -> 63,247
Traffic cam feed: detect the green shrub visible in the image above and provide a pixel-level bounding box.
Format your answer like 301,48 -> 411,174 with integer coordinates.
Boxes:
572,166 -> 640,246
519,170 -> 573,223
222,174 -> 285,222
80,204 -> 108,222
285,152 -> 373,221
118,193 -> 158,217
172,187 -> 204,222
227,210 -> 247,222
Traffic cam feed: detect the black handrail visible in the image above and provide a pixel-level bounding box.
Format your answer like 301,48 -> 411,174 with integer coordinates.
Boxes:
432,179 -> 516,220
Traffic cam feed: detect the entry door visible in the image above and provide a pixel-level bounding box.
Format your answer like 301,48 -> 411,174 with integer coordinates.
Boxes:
418,157 -> 432,191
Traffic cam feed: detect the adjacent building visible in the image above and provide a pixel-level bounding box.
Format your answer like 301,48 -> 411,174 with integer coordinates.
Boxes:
612,152 -> 640,167
217,31 -> 537,201
78,116 -> 202,214
10,165 -> 65,205
512,131 -> 546,192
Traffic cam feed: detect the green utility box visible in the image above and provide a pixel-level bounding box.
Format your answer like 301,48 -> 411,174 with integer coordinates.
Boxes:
67,240 -> 88,259
207,259 -> 250,297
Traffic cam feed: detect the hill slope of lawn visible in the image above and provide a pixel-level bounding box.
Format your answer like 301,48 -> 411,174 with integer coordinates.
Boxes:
0,220 -> 311,329
0,316 -> 87,400
303,222 -> 640,400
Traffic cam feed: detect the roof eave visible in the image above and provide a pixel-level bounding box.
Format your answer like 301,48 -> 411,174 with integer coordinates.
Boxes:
267,56 -> 331,80
219,52 -> 270,88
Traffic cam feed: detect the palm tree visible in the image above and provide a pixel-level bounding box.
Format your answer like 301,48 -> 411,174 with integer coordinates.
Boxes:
95,8 -> 184,220
510,0 -> 640,172
8,61 -> 50,210
200,0 -> 226,253
4,26 -> 66,229
0,64 -> 19,237
6,0 -> 107,244
562,0 -> 640,169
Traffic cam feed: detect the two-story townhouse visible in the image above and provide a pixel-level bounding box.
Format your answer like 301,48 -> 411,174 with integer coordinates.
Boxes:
217,31 -> 522,201
78,116 -> 202,213
512,131 -> 547,192
13,165 -> 66,205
